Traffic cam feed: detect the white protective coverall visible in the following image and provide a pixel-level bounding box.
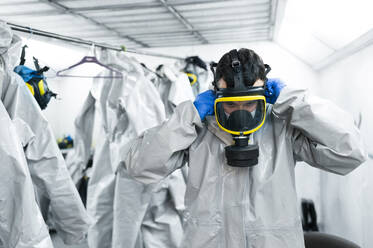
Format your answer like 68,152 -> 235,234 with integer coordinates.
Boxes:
64,92 -> 96,185
0,21 -> 90,245
153,64 -> 195,117
118,86 -> 366,248
0,100 -> 53,248
64,49 -> 182,248
112,64 -> 194,248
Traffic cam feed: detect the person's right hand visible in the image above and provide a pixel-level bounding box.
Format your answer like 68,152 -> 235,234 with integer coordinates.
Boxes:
193,90 -> 216,121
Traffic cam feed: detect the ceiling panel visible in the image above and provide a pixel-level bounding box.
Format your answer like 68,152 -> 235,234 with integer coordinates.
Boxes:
277,21 -> 335,66
174,0 -> 269,11
0,3 -> 55,15
204,32 -> 268,39
185,12 -> 269,22
59,0 -> 158,9
5,14 -> 80,24
114,27 -> 189,36
192,18 -> 269,30
147,42 -> 203,47
208,38 -> 267,45
2,0 -> 275,50
283,0 -> 372,50
133,34 -> 195,41
201,27 -> 269,35
181,5 -> 269,17
139,37 -> 198,43
188,15 -> 269,26
276,0 -> 373,69
131,32 -> 192,39
77,6 -> 166,15
0,0 -> 39,5
107,20 -> 182,29
93,13 -> 174,23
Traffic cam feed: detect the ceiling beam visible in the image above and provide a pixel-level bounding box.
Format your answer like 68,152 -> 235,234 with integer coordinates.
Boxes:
158,0 -> 208,44
315,28 -> 373,71
37,0 -> 149,47
269,0 -> 287,41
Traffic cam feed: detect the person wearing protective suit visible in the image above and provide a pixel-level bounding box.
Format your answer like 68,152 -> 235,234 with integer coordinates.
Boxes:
119,48 -> 366,248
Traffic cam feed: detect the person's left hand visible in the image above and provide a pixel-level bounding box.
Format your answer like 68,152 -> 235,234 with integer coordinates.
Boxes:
264,78 -> 286,104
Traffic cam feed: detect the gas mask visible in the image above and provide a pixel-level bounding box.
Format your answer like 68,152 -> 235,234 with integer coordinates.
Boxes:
185,71 -> 198,86
211,49 -> 271,167
182,56 -> 208,96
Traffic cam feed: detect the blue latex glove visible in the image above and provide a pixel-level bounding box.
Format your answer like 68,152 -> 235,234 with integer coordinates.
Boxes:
193,90 -> 216,121
264,78 -> 286,104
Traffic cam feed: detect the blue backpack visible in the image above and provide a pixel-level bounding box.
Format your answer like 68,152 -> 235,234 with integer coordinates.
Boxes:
14,45 -> 56,110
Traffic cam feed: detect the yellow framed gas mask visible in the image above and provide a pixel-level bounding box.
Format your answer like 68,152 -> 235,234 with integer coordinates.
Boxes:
210,49 -> 271,167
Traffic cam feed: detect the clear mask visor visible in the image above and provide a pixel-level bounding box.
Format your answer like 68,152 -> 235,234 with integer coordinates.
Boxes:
214,96 -> 266,135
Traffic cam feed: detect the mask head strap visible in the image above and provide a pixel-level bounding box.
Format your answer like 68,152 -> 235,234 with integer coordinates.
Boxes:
262,64 -> 271,90
210,51 -> 272,91
229,49 -> 245,90
264,64 -> 271,77
210,61 -> 218,90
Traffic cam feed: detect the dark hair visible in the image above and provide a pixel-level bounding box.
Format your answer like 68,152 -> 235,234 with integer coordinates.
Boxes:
215,48 -> 266,88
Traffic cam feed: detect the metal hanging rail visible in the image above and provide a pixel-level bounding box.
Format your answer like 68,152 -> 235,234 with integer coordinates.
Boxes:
7,22 -> 185,60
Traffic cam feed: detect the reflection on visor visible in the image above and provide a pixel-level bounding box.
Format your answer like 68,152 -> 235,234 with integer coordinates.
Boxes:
222,100 -> 258,114
215,97 -> 266,135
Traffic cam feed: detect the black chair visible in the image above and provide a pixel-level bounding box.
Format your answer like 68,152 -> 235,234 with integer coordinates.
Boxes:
301,199 -> 319,231
304,232 -> 360,248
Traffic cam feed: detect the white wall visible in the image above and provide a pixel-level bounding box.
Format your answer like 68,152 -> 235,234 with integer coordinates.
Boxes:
315,44 -> 373,247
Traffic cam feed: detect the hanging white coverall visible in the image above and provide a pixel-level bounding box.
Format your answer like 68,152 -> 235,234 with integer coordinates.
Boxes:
64,50 -> 173,248
112,64 -> 194,248
118,86 -> 366,248
0,21 -> 91,245
0,100 -> 53,248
